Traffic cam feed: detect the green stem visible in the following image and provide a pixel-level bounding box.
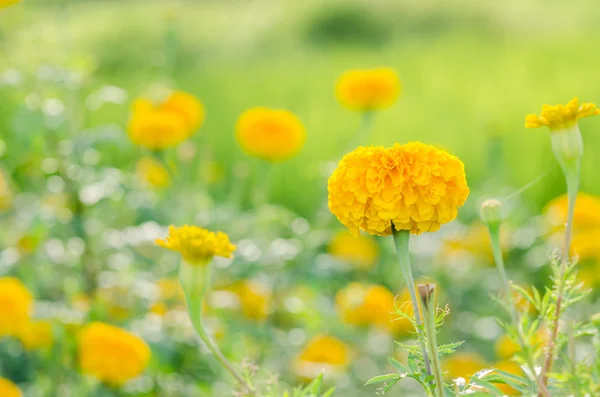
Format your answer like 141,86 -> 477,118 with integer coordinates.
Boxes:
391,226 -> 432,377
347,111 -> 375,151
179,262 -> 253,394
252,160 -> 272,207
421,291 -> 445,397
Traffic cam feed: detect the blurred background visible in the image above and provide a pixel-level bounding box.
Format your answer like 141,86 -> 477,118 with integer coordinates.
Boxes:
1,0 -> 600,396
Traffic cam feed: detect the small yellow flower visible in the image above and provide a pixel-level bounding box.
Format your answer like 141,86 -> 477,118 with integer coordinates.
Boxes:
236,107 -> 306,161
443,352 -> 487,380
293,335 -> 350,381
17,320 -> 54,351
224,280 -> 272,321
525,98 -> 599,130
0,0 -> 20,10
156,225 -> 236,265
156,278 -> 184,301
136,157 -> 171,188
128,91 -> 204,150
335,283 -> 411,334
328,231 -> 379,269
0,378 -> 21,397
0,277 -> 33,337
328,143 -> 470,236
336,68 -> 401,111
78,322 -> 151,386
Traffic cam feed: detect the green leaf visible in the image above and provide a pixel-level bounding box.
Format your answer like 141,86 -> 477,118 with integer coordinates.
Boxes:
321,387 -> 335,397
388,357 -> 408,373
364,374 -> 400,386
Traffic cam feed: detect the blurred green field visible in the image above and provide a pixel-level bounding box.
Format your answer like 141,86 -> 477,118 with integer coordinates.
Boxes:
3,0 -> 600,217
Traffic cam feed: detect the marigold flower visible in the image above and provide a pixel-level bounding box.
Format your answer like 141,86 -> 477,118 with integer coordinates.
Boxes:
128,91 -> 204,150
293,335 -> 350,381
136,157 -> 170,188
525,98 -> 599,130
156,225 -> 236,265
223,280 -> 272,321
328,231 -> 379,269
328,143 -> 469,236
443,352 -> 487,380
78,322 -> 151,386
0,277 -> 33,337
17,320 -> 54,351
495,329 -> 547,359
236,107 -> 305,161
0,378 -> 21,397
336,68 -> 400,111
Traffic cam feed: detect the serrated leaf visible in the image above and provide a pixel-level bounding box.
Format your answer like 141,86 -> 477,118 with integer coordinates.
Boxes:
388,357 -> 408,373
364,374 -> 400,386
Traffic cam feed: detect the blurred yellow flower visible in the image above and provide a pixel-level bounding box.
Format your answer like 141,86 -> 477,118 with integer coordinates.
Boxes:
17,320 -> 54,351
0,277 -> 33,337
128,91 -> 204,150
78,322 -> 151,386
495,328 -> 548,360
335,283 -> 412,334
236,107 -> 306,162
225,280 -> 272,321
0,0 -> 20,10
443,352 -> 487,380
526,98 -> 599,130
0,378 -> 21,397
493,360 -> 523,396
156,278 -> 184,301
293,335 -> 350,381
328,231 -> 379,269
156,225 -> 236,265
136,157 -> 171,188
335,68 -> 400,111
328,143 -> 469,236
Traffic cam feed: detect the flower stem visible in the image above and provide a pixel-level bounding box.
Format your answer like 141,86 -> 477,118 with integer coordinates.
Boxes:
348,111 -> 375,151
419,286 -> 445,397
541,159 -> 580,389
179,262 -> 254,394
486,223 -> 551,397
391,226 -> 432,377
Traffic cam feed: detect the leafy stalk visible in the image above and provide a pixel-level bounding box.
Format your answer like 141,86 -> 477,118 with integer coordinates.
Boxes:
419,284 -> 445,397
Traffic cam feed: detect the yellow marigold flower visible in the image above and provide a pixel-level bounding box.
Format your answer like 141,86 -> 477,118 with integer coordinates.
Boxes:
78,322 -> 151,386
328,231 -> 379,269
0,378 -> 21,397
236,107 -> 306,162
328,143 -> 470,236
136,157 -> 170,188
293,335 -> 350,381
17,320 -> 54,351
0,277 -> 33,337
128,91 -> 204,150
336,68 -> 401,111
156,278 -> 184,301
0,0 -> 20,10
495,329 -> 548,359
525,98 -> 599,130
156,225 -> 236,265
443,352 -> 487,380
225,280 -> 272,321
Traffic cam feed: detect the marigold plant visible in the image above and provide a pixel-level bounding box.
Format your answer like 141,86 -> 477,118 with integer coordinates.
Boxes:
525,97 -> 599,130
328,142 -> 469,236
156,225 -> 236,265
78,322 -> 151,386
335,68 -> 401,111
0,277 -> 33,337
236,107 -> 306,162
128,90 -> 204,150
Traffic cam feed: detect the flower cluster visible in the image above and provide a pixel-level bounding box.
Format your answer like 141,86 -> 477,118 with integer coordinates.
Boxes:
328,142 -> 469,236
128,91 -> 204,150
525,97 -> 599,131
78,322 -> 151,386
236,107 -> 306,161
156,225 -> 236,265
335,68 -> 400,111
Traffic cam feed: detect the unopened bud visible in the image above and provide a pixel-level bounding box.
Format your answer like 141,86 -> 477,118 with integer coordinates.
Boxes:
417,283 -> 435,309
480,199 -> 503,227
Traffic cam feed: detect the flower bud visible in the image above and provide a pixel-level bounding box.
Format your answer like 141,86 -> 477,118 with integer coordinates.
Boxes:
417,283 -> 435,310
480,199 -> 503,227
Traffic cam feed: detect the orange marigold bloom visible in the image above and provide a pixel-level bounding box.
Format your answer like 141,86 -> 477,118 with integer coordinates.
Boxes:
0,378 -> 21,397
0,277 -> 33,337
328,230 -> 379,269
156,225 -> 236,265
236,107 -> 305,161
328,143 -> 469,236
128,91 -> 204,150
336,68 -> 400,111
78,322 -> 151,386
525,97 -> 599,130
